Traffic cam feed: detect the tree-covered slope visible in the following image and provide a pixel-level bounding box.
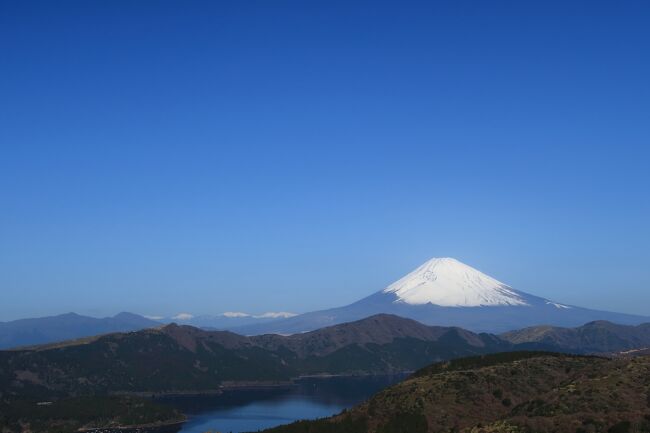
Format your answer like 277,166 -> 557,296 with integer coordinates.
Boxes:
0,396 -> 184,433
260,352 -> 650,433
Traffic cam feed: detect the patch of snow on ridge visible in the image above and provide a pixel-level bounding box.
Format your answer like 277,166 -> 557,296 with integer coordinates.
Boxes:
222,312 -> 251,318
383,257 -> 529,307
220,312 -> 297,319
254,312 -> 298,319
546,301 -> 572,309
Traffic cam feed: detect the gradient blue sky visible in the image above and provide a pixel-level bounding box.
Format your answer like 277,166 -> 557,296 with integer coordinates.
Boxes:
1,1 -> 649,321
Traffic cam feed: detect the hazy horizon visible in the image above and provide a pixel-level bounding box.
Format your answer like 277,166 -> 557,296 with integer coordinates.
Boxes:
2,1 -> 649,321
2,254 -> 649,322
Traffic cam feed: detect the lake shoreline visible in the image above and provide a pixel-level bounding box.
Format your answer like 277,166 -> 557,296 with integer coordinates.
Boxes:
112,371 -> 412,398
78,419 -> 186,433
91,373 -> 411,433
163,374 -> 411,433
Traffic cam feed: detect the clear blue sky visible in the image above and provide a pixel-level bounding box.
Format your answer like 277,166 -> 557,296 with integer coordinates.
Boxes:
1,1 -> 649,321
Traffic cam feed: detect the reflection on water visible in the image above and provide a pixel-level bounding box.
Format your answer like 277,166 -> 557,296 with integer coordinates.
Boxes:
159,375 -> 407,433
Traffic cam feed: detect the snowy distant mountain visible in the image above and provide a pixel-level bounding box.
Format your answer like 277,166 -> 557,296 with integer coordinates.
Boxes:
235,257 -> 649,335
157,311 -> 297,329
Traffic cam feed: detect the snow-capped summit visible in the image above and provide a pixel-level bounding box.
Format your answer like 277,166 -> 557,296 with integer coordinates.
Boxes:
383,257 -> 528,307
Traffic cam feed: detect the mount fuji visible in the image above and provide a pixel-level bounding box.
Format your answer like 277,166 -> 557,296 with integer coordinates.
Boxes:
235,257 -> 649,335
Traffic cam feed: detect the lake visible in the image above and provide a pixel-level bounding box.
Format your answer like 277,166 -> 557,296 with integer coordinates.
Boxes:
160,375 -> 407,433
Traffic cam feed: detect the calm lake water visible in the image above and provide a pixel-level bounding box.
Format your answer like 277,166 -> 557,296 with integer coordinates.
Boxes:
159,375 -> 407,433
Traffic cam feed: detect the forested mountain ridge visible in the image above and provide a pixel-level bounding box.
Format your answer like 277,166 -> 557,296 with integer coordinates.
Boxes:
0,315 -> 535,398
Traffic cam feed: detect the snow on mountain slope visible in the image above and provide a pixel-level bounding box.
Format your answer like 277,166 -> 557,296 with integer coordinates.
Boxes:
231,257 -> 650,335
156,311 -> 298,329
383,257 -> 528,307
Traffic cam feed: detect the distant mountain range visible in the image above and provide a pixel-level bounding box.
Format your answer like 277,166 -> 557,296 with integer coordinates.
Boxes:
235,257 -> 650,334
0,315 -> 525,398
2,257 -> 647,349
501,320 -> 650,353
261,351 -> 650,433
0,312 -> 158,349
4,314 -> 650,401
0,311 -> 299,350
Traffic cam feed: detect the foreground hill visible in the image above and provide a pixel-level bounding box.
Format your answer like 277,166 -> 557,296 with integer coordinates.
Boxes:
0,315 -> 539,398
0,396 -> 184,433
261,352 -> 650,433
236,258 -> 649,335
0,312 -> 158,349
